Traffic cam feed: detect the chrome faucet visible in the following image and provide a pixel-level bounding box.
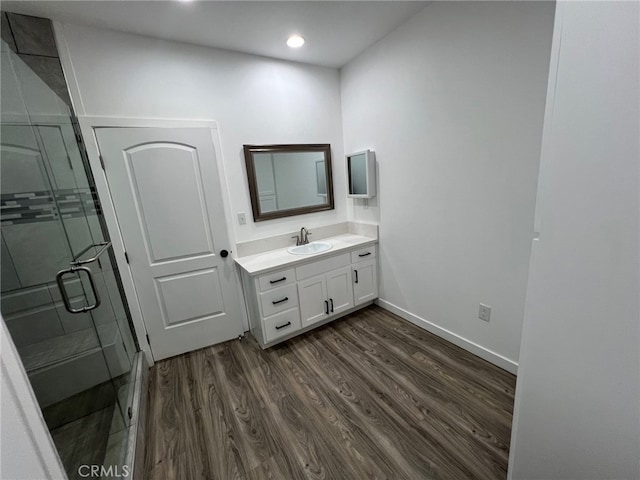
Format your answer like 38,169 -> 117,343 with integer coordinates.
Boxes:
300,227 -> 309,245
292,227 -> 311,246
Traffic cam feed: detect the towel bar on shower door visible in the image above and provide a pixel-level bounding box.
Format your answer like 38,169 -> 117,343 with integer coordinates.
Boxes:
56,241 -> 111,314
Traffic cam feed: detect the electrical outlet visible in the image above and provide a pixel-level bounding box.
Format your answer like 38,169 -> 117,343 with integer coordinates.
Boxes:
237,212 -> 246,225
478,303 -> 491,322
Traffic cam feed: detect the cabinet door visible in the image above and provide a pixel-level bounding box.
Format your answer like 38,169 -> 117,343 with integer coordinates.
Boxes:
263,308 -> 302,343
326,266 -> 354,316
298,275 -> 328,327
353,259 -> 377,306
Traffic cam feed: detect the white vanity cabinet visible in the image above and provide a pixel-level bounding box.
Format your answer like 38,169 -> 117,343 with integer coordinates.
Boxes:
243,267 -> 302,344
239,242 -> 378,348
298,265 -> 354,327
351,246 -> 378,306
297,275 -> 328,326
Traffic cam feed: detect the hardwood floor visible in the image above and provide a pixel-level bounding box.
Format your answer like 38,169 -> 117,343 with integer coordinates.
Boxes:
144,305 -> 516,480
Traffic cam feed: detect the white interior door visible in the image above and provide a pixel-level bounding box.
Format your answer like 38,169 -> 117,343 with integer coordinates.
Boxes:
94,127 -> 243,360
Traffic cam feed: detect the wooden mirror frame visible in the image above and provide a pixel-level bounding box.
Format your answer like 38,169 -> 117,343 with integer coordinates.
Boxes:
243,144 -> 334,222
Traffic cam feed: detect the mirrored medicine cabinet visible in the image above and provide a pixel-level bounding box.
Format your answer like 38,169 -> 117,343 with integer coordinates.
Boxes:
347,149 -> 376,198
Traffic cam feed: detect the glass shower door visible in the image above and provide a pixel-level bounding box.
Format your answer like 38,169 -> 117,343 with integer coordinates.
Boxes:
38,118 -> 138,422
40,117 -> 139,452
1,31 -> 138,480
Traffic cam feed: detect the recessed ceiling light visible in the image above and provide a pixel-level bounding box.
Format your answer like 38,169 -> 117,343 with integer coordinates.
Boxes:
286,35 -> 305,49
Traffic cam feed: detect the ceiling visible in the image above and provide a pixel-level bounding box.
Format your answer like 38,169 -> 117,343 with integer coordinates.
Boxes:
1,1 -> 430,68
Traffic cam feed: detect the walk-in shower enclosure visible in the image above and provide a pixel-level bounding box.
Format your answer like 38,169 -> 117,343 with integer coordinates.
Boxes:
1,12 -> 144,479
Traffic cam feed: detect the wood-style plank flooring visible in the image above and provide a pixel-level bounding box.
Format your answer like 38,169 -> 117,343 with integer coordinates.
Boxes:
144,305 -> 516,480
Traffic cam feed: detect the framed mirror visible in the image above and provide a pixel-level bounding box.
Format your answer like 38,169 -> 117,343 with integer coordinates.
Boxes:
243,144 -> 334,222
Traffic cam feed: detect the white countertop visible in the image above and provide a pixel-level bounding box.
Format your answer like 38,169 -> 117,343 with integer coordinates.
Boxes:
234,233 -> 377,275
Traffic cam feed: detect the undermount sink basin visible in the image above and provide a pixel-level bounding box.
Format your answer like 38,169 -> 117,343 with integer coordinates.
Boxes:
287,241 -> 332,255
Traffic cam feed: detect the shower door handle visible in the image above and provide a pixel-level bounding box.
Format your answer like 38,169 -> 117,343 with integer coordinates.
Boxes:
56,266 -> 102,314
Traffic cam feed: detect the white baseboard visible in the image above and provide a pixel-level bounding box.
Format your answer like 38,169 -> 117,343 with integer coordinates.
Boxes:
376,299 -> 519,375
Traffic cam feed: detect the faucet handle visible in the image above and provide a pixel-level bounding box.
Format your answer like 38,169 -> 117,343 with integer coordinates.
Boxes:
291,235 -> 300,246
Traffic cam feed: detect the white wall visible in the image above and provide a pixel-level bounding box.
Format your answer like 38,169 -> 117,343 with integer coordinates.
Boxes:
57,23 -> 346,244
0,318 -> 66,480
341,1 -> 555,369
509,2 -> 640,478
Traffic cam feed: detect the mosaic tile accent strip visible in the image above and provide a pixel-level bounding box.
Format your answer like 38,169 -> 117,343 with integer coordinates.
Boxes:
1,188 -> 100,225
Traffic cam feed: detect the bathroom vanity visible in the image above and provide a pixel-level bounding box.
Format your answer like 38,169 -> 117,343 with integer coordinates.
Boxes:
236,233 -> 378,348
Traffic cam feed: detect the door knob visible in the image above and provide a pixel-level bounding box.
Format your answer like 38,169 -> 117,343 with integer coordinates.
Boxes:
220,249 -> 229,258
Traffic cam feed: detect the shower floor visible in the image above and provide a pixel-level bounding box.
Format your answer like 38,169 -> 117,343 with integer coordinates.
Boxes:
45,378 -> 130,480
50,404 -> 115,480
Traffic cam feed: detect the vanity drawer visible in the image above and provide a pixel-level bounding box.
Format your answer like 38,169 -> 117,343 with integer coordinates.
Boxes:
263,307 -> 302,343
296,253 -> 350,281
257,268 -> 296,292
259,283 -> 298,318
351,245 -> 377,263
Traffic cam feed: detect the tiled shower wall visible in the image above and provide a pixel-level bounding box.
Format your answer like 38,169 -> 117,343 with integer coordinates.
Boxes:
1,12 -> 71,105
2,12 -> 80,291
0,13 -> 135,362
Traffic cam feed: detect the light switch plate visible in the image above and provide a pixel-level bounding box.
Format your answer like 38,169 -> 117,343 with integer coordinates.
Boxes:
237,212 -> 247,225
